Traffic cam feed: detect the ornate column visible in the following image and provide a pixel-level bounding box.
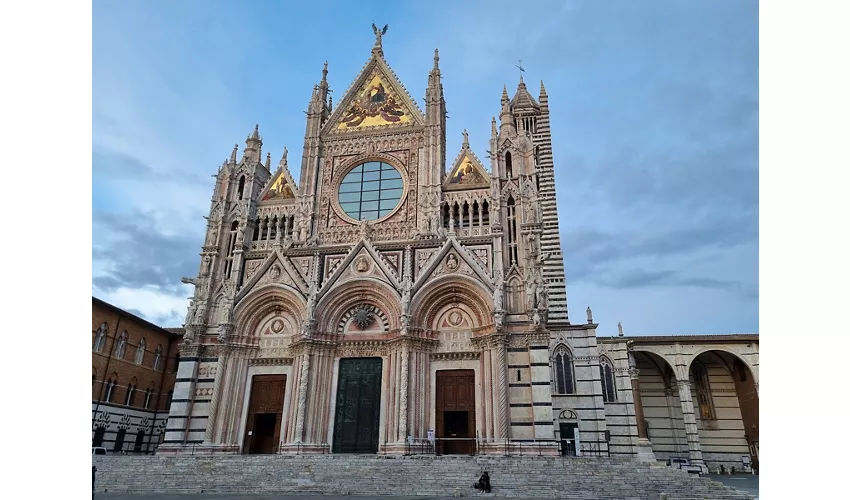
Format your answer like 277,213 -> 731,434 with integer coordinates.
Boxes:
676,379 -> 706,471
293,348 -> 311,443
496,336 -> 509,438
398,344 -> 410,441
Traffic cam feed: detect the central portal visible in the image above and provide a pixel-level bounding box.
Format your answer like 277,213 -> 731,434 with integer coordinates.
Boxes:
332,357 -> 383,454
436,369 -> 476,455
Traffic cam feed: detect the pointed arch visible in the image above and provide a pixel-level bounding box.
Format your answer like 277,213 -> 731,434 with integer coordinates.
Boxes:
152,345 -> 163,371
114,331 -> 128,359
125,377 -> 138,406
237,175 -> 246,199
135,338 -> 146,364
552,344 -> 575,395
93,322 -> 107,352
599,356 -> 617,402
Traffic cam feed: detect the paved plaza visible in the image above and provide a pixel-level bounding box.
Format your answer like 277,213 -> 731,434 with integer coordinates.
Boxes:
708,474 -> 759,498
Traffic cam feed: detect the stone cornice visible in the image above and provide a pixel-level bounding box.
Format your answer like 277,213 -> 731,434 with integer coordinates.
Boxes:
430,351 -> 480,361
248,357 -> 293,366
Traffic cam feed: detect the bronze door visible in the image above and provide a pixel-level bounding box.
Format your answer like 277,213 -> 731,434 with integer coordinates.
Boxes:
436,369 -> 476,455
332,357 -> 383,454
243,374 -> 286,454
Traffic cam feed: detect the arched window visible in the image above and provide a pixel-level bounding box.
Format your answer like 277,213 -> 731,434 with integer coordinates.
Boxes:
104,378 -> 116,402
114,331 -> 128,359
93,322 -> 108,352
552,345 -> 575,395
125,378 -> 137,406
506,196 -> 518,265
144,387 -> 153,409
692,361 -> 716,420
237,175 -> 246,199
224,220 -> 239,278
599,357 -> 617,402
152,345 -> 163,371
505,151 -> 513,178
135,338 -> 146,364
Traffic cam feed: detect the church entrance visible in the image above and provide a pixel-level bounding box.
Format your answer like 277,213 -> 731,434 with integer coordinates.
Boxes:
243,374 -> 286,454
332,357 -> 383,454
436,369 -> 476,455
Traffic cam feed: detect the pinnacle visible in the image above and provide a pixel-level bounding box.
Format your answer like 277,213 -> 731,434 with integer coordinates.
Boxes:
433,48 -> 440,68
249,124 -> 260,140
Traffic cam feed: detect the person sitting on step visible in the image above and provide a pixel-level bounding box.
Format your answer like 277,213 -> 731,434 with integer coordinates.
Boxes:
473,471 -> 491,493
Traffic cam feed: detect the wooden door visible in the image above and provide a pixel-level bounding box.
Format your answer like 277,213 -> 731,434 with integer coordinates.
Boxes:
242,374 -> 286,454
332,357 -> 383,454
436,369 -> 476,455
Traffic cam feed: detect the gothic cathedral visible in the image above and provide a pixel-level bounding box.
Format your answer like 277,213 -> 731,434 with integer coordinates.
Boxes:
161,31 -> 619,457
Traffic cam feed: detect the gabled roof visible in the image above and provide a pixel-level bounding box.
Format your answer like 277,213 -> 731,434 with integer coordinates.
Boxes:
444,131 -> 490,191
322,49 -> 425,134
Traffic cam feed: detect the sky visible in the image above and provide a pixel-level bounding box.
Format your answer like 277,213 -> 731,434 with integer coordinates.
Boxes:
92,0 -> 758,335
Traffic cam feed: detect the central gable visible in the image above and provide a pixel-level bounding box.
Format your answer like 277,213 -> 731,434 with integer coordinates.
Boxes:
324,56 -> 424,134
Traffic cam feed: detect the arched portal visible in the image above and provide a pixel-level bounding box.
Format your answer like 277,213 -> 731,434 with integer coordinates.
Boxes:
631,350 -> 686,462
688,350 -> 759,473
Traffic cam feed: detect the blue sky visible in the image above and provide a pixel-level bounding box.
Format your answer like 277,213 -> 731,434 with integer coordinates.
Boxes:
92,0 -> 758,335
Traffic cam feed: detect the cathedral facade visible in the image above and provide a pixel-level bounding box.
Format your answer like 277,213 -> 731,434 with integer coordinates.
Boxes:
159,32 -> 758,473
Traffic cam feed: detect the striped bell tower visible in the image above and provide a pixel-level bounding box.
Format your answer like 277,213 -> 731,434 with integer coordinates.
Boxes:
509,77 -> 570,324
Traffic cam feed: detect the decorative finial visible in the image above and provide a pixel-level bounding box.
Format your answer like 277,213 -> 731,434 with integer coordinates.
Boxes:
321,61 -> 328,84
265,152 -> 271,169
501,85 -> 509,103
231,143 -> 238,163
491,117 -> 497,137
618,322 -> 624,336
515,59 -> 525,79
328,95 -> 333,111
586,306 -> 593,324
280,147 -> 288,167
434,48 -> 440,68
371,23 -> 389,54
249,124 -> 260,141
462,129 -> 469,147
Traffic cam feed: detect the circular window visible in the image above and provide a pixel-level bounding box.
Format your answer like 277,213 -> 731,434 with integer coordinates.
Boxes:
337,161 -> 404,221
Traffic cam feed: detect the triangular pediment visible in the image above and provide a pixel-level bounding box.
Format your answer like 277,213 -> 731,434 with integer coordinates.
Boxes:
259,161 -> 298,203
235,250 -> 309,304
323,55 -> 424,134
444,144 -> 490,191
317,238 -> 402,302
412,237 -> 494,295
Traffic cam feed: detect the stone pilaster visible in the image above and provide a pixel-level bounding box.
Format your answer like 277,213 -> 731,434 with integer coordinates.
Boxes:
528,341 -> 554,440
676,380 -> 706,471
203,352 -> 227,444
161,342 -> 201,451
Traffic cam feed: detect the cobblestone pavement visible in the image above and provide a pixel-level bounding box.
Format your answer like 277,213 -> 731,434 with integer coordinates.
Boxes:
707,474 -> 759,498
96,496 -> 503,500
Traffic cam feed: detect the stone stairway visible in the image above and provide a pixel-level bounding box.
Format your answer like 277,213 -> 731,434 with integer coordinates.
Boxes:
92,455 -> 754,500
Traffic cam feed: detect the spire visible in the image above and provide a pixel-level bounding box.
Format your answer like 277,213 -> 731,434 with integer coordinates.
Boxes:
491,117 -> 497,140
433,48 -> 440,69
244,124 -> 263,163
230,143 -> 238,164
539,80 -> 548,99
321,61 -> 328,85
500,87 -> 516,138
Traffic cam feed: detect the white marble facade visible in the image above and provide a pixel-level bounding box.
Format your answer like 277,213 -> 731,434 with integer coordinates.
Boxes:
158,32 -> 759,473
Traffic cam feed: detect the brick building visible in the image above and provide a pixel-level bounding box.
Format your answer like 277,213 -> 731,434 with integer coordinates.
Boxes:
92,296 -> 182,453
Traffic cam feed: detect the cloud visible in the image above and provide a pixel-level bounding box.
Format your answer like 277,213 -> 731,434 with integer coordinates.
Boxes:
595,268 -> 758,300
92,209 -> 202,296
92,146 -> 209,185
